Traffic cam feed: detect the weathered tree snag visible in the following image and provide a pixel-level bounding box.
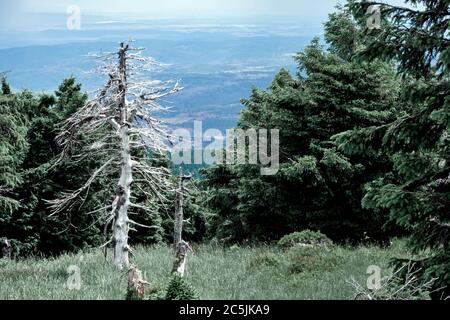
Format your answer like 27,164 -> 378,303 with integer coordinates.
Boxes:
172,169 -> 193,276
1,237 -> 12,259
173,170 -> 184,249
172,240 -> 193,276
113,43 -> 132,270
47,40 -> 181,271
127,265 -> 149,300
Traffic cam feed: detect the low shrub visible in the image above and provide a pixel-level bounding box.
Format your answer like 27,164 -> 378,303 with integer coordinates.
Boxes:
278,230 -> 333,250
165,274 -> 198,300
146,284 -> 166,300
287,246 -> 344,274
248,252 -> 282,270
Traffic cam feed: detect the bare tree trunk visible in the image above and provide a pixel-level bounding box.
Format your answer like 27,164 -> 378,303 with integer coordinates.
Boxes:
47,40 -> 181,271
114,43 -> 132,270
114,127 -> 132,269
1,237 -> 12,259
127,265 -> 149,300
174,170 -> 183,249
172,242 -> 190,276
172,169 -> 192,276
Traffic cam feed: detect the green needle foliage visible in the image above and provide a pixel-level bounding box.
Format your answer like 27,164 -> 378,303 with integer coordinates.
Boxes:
0,78 -> 28,216
0,1 -> 447,300
202,4 -> 403,244
333,0 -> 450,298
0,77 -> 205,256
165,274 -> 199,300
0,77 -> 106,255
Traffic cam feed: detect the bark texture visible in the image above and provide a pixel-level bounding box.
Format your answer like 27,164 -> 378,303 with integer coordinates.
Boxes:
114,43 -> 132,270
172,169 -> 192,276
47,40 -> 181,270
1,237 -> 12,259
127,265 -> 148,300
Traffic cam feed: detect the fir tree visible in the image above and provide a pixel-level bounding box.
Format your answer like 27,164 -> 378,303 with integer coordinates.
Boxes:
0,81 -> 28,217
334,0 -> 449,298
1,77 -> 11,95
203,5 -> 403,243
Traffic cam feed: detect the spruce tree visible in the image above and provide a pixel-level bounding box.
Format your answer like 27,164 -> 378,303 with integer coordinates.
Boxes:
203,5 -> 403,243
0,79 -> 28,217
1,77 -> 11,95
2,77 -> 109,255
334,0 -> 449,298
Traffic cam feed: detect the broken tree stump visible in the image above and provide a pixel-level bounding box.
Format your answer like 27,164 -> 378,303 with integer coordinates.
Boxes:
172,240 -> 193,276
172,169 -> 193,277
1,237 -> 12,259
126,265 -> 149,300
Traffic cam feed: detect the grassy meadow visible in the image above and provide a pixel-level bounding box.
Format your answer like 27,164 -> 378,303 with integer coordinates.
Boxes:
0,240 -> 414,300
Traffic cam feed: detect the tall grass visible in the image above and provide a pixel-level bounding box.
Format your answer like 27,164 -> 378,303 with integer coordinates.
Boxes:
0,240 -> 411,300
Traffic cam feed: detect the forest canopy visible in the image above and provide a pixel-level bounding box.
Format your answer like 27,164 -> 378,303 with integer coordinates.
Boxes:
0,0 -> 448,298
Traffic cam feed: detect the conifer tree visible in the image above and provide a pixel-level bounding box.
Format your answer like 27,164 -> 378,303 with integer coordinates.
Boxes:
0,78 -> 28,216
1,76 -> 11,95
334,0 -> 449,298
203,5 -> 403,243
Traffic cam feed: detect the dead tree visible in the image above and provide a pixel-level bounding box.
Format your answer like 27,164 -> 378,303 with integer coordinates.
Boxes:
0,237 -> 12,259
172,169 -> 193,276
127,264 -> 149,300
47,41 -> 181,270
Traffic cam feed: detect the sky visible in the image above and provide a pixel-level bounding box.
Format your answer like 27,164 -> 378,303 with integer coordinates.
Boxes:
0,0 -> 340,32
0,0 -> 413,32
3,0 -> 340,17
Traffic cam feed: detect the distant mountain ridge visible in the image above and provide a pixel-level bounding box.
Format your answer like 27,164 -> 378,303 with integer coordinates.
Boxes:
0,17 -> 320,132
